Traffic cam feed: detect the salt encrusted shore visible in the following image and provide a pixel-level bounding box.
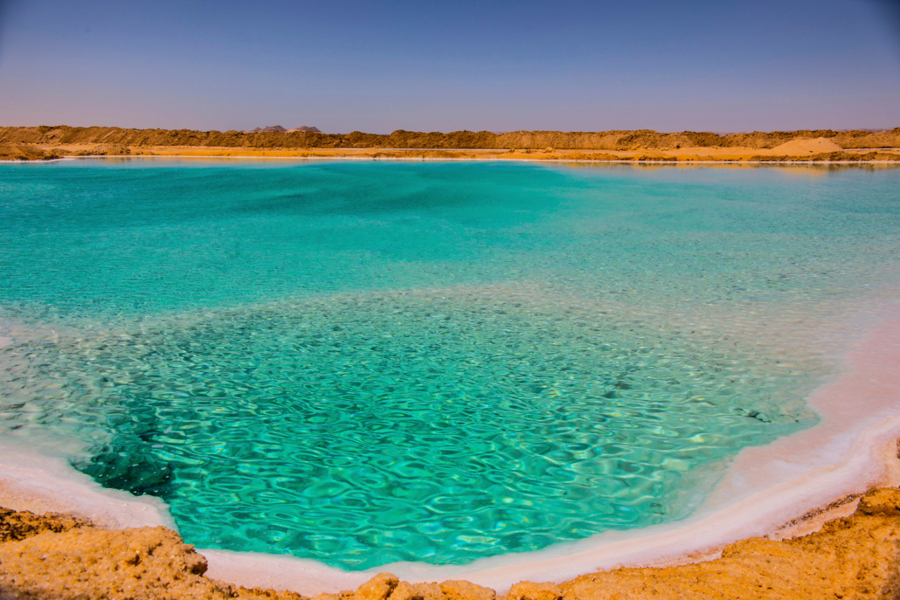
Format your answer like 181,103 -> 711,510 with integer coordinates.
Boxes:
1,308 -> 900,598
2,479 -> 900,599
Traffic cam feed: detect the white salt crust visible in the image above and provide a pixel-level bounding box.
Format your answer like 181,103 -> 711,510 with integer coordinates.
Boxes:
1,310 -> 899,596
201,310 -> 900,594
0,445 -> 173,530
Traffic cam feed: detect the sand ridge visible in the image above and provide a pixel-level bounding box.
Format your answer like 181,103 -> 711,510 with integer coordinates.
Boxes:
771,137 -> 844,155
1,126 -> 900,162
2,126 -> 899,151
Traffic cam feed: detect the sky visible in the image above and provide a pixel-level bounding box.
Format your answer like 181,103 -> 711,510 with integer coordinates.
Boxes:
0,0 -> 898,133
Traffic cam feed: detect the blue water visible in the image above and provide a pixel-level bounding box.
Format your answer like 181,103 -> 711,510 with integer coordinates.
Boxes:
1,159 -> 899,569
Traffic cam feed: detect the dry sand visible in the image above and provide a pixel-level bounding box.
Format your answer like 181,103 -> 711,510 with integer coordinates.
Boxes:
2,125 -> 900,154
2,125 -> 900,163
771,137 -> 844,155
2,485 -> 900,600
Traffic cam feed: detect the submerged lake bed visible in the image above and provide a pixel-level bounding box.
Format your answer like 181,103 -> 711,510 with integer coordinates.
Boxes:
1,159 -> 899,571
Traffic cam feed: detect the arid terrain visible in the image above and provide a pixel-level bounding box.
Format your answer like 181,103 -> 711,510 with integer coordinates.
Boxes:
1,126 -> 899,162
1,486 -> 900,600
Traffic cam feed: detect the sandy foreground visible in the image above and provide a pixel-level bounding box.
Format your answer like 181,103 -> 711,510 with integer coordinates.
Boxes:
2,479 -> 900,599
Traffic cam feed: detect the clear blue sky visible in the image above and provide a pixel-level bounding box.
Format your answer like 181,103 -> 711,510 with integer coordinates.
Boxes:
0,0 -> 898,133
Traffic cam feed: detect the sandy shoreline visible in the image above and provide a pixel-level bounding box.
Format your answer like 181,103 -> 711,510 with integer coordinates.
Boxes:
2,303 -> 899,597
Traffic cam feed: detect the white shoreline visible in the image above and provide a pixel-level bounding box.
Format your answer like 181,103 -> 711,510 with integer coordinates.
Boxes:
0,445 -> 173,531
1,307 -> 898,595
198,309 -> 900,595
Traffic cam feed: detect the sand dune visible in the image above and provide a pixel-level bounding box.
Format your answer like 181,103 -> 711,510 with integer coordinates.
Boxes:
772,137 -> 844,155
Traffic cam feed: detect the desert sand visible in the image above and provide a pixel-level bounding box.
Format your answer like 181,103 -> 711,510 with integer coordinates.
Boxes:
1,126 -> 899,162
2,485 -> 900,600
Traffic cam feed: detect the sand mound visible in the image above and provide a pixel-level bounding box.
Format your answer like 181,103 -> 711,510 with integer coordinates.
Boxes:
0,508 -> 302,600
0,145 -> 60,161
772,137 -> 843,155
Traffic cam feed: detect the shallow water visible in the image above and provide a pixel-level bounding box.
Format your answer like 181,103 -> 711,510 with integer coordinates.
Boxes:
1,160 -> 898,569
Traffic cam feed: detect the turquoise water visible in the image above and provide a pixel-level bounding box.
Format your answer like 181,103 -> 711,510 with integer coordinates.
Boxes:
1,159 -> 899,569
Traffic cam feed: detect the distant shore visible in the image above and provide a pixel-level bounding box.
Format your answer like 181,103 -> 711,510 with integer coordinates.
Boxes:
4,145 -> 900,164
1,125 -> 899,163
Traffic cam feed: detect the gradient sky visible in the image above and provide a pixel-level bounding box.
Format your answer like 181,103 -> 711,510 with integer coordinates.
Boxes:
0,0 -> 898,133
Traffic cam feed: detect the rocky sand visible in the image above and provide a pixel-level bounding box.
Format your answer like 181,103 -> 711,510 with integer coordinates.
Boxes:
2,484 -> 900,600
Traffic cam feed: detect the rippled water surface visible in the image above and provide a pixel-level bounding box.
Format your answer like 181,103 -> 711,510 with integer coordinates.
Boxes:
1,160 -> 899,568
